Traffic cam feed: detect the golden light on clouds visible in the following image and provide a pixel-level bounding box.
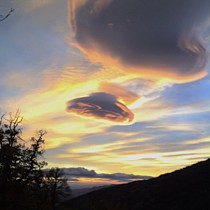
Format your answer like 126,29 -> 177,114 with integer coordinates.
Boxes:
1,0 -> 210,184
68,46 -> 208,84
99,82 -> 140,105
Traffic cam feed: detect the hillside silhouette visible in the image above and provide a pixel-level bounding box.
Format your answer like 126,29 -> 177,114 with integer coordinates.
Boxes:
64,159 -> 210,210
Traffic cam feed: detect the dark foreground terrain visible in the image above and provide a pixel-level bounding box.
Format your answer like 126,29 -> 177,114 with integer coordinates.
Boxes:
61,159 -> 210,210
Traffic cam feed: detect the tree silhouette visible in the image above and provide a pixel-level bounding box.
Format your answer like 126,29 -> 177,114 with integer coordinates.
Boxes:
43,168 -> 71,209
0,112 -> 71,209
0,111 -> 47,209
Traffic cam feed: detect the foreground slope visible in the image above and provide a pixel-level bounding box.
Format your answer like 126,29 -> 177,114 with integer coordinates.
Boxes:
64,159 -> 210,210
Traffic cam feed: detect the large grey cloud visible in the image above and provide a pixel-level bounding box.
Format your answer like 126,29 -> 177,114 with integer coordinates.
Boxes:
66,92 -> 134,123
70,0 -> 210,82
61,167 -> 152,182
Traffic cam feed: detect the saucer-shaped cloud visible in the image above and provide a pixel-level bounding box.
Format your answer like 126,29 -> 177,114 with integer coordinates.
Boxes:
66,92 -> 134,123
70,0 -> 210,83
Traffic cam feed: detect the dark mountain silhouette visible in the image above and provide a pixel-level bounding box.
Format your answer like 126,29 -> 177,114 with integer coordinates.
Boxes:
62,159 -> 210,210
71,185 -> 114,198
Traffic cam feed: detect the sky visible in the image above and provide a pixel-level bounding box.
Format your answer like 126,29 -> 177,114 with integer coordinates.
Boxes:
1,0 -> 210,188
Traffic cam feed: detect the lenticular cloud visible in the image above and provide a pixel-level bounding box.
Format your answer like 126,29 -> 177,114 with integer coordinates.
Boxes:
70,0 -> 210,83
66,92 -> 134,123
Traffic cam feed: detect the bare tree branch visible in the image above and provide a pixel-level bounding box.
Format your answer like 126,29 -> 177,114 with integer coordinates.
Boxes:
0,8 -> 14,23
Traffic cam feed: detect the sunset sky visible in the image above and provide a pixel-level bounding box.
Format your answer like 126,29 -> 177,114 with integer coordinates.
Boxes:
1,0 -> 210,188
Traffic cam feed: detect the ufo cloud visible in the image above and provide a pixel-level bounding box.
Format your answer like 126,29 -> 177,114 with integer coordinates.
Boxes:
66,92 -> 134,123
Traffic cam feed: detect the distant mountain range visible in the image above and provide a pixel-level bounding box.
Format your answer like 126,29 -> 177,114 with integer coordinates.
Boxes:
71,185 -> 114,198
61,159 -> 210,210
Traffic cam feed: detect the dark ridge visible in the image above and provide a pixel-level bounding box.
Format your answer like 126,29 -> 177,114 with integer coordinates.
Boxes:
61,159 -> 210,210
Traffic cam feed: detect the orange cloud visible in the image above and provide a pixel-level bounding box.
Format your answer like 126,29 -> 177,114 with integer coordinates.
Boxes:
99,82 -> 140,105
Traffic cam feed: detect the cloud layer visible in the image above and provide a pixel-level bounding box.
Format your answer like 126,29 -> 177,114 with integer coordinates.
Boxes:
70,0 -> 210,83
66,92 -> 134,122
62,167 -> 152,182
